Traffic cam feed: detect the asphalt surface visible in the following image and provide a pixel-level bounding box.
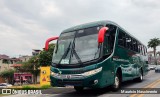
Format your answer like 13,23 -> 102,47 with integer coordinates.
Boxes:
2,70 -> 160,97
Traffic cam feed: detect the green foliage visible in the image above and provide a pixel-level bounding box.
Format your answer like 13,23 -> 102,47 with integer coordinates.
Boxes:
148,38 -> 160,50
22,85 -> 37,89
20,43 -> 55,83
148,38 -> 160,65
0,69 -> 15,84
21,56 -> 39,72
0,69 -> 14,78
20,55 -> 40,84
38,43 -> 55,66
21,43 -> 55,70
40,85 -> 51,89
22,85 -> 50,89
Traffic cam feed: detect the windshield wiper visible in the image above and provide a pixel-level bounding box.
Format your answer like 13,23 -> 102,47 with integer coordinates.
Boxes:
58,42 -> 72,64
94,44 -> 101,59
72,42 -> 83,65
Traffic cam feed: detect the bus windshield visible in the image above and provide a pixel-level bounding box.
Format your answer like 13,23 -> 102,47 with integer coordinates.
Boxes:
52,26 -> 102,64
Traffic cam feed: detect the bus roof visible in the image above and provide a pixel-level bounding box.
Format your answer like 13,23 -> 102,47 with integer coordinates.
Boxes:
62,20 -> 111,33
62,20 -> 146,47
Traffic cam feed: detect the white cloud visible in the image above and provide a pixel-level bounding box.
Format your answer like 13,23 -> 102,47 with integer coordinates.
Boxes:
0,0 -> 160,57
40,1 -> 62,18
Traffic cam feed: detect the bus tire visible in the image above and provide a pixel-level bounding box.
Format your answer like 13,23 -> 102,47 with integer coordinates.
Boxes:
111,73 -> 121,91
136,69 -> 143,82
74,86 -> 84,92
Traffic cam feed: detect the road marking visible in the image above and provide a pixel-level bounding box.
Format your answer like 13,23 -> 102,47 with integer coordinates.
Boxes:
130,79 -> 160,97
137,81 -> 160,97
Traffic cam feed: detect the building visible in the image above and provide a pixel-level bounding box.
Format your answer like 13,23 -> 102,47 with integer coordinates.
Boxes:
0,54 -> 22,83
148,51 -> 160,65
32,49 -> 41,56
19,55 -> 32,63
0,54 -> 15,72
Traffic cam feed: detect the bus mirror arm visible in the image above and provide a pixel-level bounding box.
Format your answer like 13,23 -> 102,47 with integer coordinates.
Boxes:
98,27 -> 109,43
45,37 -> 59,51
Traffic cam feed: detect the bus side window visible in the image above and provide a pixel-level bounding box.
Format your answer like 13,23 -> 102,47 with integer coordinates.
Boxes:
135,41 -> 138,52
145,46 -> 147,56
123,34 -> 126,47
143,46 -> 146,56
139,44 -> 143,55
132,39 -> 138,52
126,35 -> 131,50
138,43 -> 141,53
142,46 -> 144,55
104,25 -> 116,55
132,39 -> 136,51
118,29 -> 124,47
130,38 -> 133,51
109,26 -> 116,50
104,32 -> 111,54
142,45 -> 144,55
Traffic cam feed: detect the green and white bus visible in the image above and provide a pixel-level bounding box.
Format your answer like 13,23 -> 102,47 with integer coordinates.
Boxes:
45,20 -> 148,91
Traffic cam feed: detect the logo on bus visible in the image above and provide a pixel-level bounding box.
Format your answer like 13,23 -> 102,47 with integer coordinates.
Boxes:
66,75 -> 71,79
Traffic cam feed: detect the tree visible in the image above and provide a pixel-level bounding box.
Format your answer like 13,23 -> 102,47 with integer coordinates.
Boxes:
38,43 -> 55,66
21,55 -> 40,84
148,38 -> 160,65
20,43 -> 55,84
0,69 -> 15,84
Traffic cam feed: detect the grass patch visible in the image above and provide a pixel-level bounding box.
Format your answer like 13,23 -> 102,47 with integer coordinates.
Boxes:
21,85 -> 51,89
0,94 -> 11,96
22,85 -> 37,89
40,85 -> 51,89
10,84 -> 51,90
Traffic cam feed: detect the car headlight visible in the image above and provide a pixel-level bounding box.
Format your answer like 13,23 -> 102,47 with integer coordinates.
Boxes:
82,67 -> 102,76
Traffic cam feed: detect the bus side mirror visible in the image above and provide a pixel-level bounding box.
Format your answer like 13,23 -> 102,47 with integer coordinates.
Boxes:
98,27 -> 108,43
45,37 -> 59,51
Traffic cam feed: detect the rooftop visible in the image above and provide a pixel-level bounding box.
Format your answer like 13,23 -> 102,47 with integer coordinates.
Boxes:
0,54 -> 9,59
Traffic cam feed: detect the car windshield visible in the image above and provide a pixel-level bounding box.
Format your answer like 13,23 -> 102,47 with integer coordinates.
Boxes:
52,26 -> 102,64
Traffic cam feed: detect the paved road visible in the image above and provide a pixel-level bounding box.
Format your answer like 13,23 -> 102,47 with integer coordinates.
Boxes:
2,70 -> 160,97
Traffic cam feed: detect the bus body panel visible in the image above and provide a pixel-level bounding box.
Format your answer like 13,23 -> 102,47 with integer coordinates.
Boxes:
50,58 -> 116,88
97,58 -> 115,88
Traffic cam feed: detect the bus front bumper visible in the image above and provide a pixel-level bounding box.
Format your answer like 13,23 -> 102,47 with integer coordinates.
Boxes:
50,71 -> 102,88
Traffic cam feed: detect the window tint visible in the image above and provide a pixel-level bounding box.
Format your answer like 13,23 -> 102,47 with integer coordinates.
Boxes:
104,25 -> 117,55
139,44 -> 144,55
118,28 -> 146,54
132,39 -> 138,52
118,29 -> 125,47
126,35 -> 132,49
145,47 -> 147,55
143,46 -> 147,55
118,30 -> 123,46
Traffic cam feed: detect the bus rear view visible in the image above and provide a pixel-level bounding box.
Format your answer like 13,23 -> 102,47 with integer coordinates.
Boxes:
45,20 -> 148,92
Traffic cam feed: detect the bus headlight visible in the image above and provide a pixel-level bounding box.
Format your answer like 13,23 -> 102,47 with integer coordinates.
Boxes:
82,67 -> 102,76
50,71 -> 57,76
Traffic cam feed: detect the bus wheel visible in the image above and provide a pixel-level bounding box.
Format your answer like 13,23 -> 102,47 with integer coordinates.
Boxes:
111,73 -> 121,91
74,86 -> 84,92
136,70 -> 143,82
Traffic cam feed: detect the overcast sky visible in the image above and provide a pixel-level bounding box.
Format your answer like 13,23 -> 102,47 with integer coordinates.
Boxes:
0,0 -> 160,57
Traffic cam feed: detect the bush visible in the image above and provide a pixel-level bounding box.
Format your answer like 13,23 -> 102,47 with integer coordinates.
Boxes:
0,69 -> 15,84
